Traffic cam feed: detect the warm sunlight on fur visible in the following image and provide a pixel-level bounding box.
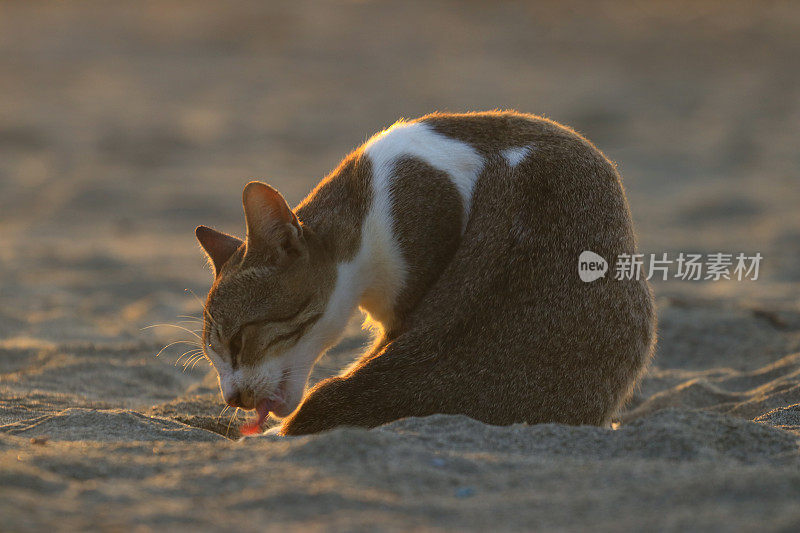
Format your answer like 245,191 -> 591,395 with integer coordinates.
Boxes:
3,3 -> 799,531
195,112 -> 655,436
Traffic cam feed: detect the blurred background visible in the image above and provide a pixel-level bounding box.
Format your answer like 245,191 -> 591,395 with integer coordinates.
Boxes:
0,5 -> 800,532
0,0 -> 798,347
4,5 -> 800,527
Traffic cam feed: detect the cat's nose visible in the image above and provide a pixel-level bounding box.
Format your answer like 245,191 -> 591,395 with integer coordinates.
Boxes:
224,391 -> 243,409
224,388 -> 255,409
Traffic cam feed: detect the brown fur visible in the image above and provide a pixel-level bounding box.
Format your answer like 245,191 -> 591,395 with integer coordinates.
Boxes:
203,237 -> 336,373
295,151 -> 373,262
388,156 -> 463,335
198,111 -> 656,433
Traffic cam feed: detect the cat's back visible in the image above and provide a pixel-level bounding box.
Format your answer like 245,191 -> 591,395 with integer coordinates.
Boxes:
369,111 -> 630,230
390,113 -> 655,426
355,111 -> 648,335
416,112 -> 650,340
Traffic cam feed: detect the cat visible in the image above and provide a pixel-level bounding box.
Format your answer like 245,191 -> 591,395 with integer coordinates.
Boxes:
195,111 -> 656,436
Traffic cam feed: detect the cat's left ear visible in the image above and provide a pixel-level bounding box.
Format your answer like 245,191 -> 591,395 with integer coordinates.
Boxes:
196,226 -> 243,276
242,181 -> 304,260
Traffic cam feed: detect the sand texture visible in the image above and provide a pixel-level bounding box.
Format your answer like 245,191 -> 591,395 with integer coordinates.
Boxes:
2,1 -> 800,531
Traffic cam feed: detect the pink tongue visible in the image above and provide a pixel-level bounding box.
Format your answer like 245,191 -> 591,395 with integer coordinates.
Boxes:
240,399 -> 273,436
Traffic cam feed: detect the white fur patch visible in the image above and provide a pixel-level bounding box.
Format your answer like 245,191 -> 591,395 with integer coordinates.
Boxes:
365,121 -> 485,223
501,145 -> 531,168
349,120 -> 486,325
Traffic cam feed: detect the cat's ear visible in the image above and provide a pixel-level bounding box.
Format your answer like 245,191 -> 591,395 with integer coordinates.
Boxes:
242,181 -> 304,259
195,225 -> 243,276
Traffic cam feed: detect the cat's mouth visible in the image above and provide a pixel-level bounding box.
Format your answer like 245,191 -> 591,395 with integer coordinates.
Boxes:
239,372 -> 290,435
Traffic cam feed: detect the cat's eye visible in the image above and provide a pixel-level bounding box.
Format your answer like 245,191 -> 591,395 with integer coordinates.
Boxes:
263,328 -> 303,351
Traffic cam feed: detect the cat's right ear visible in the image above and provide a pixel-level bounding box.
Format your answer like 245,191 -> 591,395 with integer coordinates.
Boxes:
242,181 -> 304,261
195,225 -> 243,276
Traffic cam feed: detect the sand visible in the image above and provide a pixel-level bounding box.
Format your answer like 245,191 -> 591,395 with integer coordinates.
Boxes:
2,1 -> 800,531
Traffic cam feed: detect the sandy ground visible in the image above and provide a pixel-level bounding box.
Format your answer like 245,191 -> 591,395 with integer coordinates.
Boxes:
1,1 -> 800,531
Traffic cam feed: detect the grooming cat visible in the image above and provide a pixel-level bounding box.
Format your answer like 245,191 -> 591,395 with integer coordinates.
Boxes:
195,111 -> 656,436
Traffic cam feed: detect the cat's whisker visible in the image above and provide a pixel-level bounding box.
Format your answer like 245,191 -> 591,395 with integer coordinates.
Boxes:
191,354 -> 210,370
152,340 -> 201,359
175,321 -> 202,331
185,353 -> 209,370
142,323 -> 202,341
226,407 -> 240,437
182,355 -> 205,371
217,405 -> 230,422
176,349 -> 203,367
185,288 -> 220,329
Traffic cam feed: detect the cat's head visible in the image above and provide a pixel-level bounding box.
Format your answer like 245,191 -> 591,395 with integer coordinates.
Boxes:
196,181 -> 337,418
